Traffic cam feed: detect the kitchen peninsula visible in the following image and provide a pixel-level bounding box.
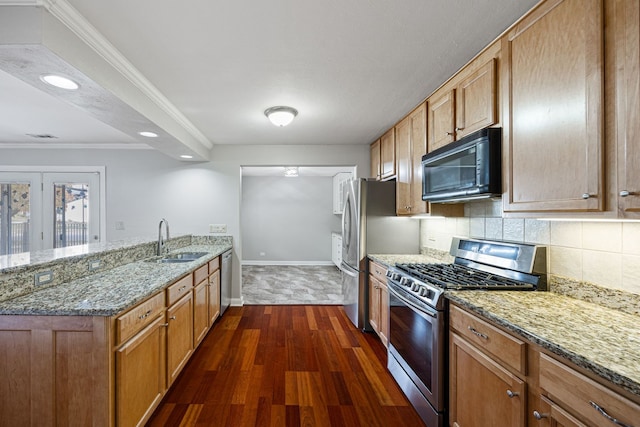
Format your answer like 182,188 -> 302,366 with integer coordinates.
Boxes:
0,235 -> 232,427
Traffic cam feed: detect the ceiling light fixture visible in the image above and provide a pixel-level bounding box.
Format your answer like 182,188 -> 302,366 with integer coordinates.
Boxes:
138,131 -> 158,138
264,106 -> 298,127
180,154 -> 193,159
40,74 -> 79,90
284,166 -> 299,177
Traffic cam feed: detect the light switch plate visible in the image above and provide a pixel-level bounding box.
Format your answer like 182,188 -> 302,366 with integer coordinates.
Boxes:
35,271 -> 54,286
209,224 -> 227,233
88,259 -> 101,271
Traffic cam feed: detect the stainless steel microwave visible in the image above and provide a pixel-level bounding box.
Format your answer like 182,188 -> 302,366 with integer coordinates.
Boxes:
422,127 -> 502,202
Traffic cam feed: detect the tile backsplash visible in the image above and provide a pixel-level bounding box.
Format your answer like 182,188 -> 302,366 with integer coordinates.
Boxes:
420,200 -> 640,295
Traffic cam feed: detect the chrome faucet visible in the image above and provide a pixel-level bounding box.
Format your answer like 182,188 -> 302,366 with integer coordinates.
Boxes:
157,218 -> 170,256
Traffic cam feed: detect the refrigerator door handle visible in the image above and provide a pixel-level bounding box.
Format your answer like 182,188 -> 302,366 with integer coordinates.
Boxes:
340,262 -> 359,277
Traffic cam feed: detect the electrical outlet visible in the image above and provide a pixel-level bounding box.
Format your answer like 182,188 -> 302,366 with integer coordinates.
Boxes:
35,271 -> 54,286
88,259 -> 101,271
209,224 -> 227,233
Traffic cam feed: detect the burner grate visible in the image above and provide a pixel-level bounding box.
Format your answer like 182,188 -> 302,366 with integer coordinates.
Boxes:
397,263 -> 535,290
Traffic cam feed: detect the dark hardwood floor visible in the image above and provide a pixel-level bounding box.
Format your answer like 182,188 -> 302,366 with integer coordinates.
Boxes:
146,305 -> 426,426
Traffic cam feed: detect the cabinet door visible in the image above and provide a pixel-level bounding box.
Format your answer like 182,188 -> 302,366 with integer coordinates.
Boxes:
395,116 -> 412,215
456,58 -> 497,139
380,129 -> 396,180
370,139 -> 381,180
116,315 -> 166,427
428,89 -> 455,152
368,275 -> 381,334
450,332 -> 526,427
193,279 -> 209,347
502,0 -> 604,213
167,293 -> 193,385
378,281 -> 389,348
410,103 -> 428,214
208,270 -> 221,326
616,0 -> 640,215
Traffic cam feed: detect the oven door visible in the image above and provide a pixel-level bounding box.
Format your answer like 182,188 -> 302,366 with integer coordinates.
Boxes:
388,284 -> 445,412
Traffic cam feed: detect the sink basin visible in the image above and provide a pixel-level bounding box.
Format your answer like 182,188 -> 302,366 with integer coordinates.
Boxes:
153,251 -> 209,263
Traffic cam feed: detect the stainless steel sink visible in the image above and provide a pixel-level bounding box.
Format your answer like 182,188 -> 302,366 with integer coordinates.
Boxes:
151,251 -> 209,263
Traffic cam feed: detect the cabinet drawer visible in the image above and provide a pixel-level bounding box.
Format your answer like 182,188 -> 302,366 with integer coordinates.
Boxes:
194,264 -> 208,286
369,260 -> 387,283
539,353 -> 640,427
449,305 -> 526,374
116,292 -> 165,345
208,256 -> 220,272
166,274 -> 193,306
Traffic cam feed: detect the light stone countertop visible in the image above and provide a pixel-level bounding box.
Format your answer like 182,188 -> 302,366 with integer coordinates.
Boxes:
0,244 -> 231,317
369,254 -> 640,399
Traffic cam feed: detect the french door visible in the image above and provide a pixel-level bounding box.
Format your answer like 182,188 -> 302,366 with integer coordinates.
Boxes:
0,170 -> 102,255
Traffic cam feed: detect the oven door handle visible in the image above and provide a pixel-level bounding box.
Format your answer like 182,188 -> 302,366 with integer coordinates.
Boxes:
388,284 -> 439,318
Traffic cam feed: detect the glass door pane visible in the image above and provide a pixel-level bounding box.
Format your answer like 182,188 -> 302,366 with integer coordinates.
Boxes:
0,182 -> 31,255
44,173 -> 100,250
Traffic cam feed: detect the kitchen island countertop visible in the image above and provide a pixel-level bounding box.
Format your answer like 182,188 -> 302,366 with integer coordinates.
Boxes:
0,244 -> 231,317
368,253 -> 640,400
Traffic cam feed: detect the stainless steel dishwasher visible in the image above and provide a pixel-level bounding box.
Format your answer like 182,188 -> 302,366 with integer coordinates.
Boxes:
220,249 -> 232,315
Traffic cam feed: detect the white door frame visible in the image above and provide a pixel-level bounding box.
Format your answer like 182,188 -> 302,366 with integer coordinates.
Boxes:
0,166 -> 106,249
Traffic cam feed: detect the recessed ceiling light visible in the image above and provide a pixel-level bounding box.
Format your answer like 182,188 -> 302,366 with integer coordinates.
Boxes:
39,74 -> 79,90
138,131 -> 158,138
180,155 -> 193,159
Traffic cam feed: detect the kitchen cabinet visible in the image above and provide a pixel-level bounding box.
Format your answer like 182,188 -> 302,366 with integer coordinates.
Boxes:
115,314 -> 166,427
208,256 -> 221,326
428,44 -> 499,153
380,128 -> 396,180
614,0 -> 640,217
368,260 -> 389,347
193,264 -> 209,347
395,103 -> 428,215
331,232 -> 342,268
536,353 -> 640,427
449,304 -> 527,427
502,0 -> 605,213
166,287 -> 193,386
370,139 -> 381,180
332,172 -> 352,214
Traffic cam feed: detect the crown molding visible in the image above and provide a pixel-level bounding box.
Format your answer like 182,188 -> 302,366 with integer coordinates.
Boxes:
0,142 -> 152,150
26,0 -> 213,150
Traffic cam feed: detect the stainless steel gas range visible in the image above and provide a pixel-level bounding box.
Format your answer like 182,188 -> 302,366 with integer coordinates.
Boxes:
385,237 -> 547,427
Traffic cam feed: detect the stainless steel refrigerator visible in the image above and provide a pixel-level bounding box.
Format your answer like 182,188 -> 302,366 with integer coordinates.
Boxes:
340,178 -> 419,330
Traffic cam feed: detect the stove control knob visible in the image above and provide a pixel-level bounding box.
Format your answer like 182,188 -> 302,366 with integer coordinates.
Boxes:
411,283 -> 420,292
399,277 -> 411,287
389,273 -> 401,282
419,288 -> 432,299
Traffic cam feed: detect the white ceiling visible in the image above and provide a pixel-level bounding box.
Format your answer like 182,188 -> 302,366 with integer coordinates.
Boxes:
242,166 -> 355,177
0,0 -> 539,160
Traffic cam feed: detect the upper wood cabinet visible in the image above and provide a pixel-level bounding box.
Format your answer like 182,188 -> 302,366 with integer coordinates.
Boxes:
502,0 -> 605,213
370,139 -> 381,180
428,44 -> 499,152
380,128 -> 396,180
396,103 -> 428,215
615,0 -> 640,217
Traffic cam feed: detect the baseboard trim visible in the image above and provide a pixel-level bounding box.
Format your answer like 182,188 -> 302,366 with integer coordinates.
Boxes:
242,260 -> 336,266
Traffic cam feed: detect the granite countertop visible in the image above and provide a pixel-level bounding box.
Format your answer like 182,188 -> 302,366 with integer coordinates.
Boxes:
0,244 -> 231,317
369,253 -> 640,399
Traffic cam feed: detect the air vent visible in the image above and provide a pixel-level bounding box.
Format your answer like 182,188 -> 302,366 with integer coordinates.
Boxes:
26,133 -> 58,139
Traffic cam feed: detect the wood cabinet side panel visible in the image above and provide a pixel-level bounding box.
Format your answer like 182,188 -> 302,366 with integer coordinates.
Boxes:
395,116 -> 412,215
380,129 -> 396,179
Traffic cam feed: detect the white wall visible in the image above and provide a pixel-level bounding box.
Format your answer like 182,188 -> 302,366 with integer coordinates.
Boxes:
1,144 -> 369,303
241,175 -> 340,264
420,200 -> 640,295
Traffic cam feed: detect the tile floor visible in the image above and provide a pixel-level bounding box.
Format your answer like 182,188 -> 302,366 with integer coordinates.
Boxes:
242,265 -> 343,304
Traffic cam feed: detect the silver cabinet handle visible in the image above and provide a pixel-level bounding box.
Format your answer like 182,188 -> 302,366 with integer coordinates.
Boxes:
590,401 -> 633,427
161,323 -> 169,327
506,390 -> 519,398
138,309 -> 152,319
582,193 -> 591,199
620,190 -> 631,197
532,410 -> 548,420
455,127 -> 464,131
169,315 -> 176,320
468,326 -> 488,339
446,131 -> 454,136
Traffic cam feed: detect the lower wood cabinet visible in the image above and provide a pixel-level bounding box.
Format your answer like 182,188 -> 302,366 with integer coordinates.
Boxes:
368,260 -> 389,347
115,314 -> 166,427
166,291 -> 193,386
193,276 -> 209,347
208,268 -> 221,326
